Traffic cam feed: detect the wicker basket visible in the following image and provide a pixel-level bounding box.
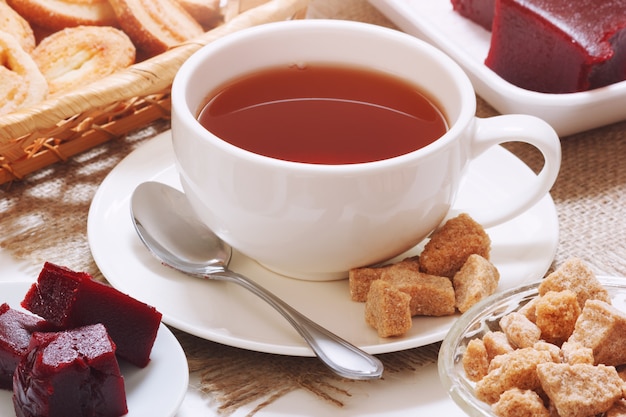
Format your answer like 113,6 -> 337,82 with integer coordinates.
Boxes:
0,0 -> 309,185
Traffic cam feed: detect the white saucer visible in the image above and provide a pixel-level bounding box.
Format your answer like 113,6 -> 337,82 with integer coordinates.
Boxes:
87,130 -> 558,356
369,0 -> 626,136
0,281 -> 188,417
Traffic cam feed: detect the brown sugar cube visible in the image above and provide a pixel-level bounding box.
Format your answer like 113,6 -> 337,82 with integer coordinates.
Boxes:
535,290 -> 581,345
560,341 -> 594,365
533,341 -> 562,363
463,338 -> 489,382
518,301 -> 538,324
475,347 -> 554,404
538,258 -> 610,309
381,268 -> 455,316
607,399 -> 626,417
518,297 -> 538,323
492,388 -> 550,417
568,299 -> 626,366
419,213 -> 491,278
364,280 -> 412,338
453,254 -> 500,313
500,312 -> 542,349
348,256 -> 420,302
483,331 -> 515,361
384,256 -> 422,275
396,255 -> 421,271
618,366 -> 626,395
349,267 -> 383,302
537,363 -> 623,417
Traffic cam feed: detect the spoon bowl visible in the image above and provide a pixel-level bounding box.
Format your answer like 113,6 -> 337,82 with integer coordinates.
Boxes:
130,181 -> 384,380
131,181 -> 230,276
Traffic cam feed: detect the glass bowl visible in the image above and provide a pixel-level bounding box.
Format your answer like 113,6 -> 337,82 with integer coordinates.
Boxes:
437,275 -> 626,417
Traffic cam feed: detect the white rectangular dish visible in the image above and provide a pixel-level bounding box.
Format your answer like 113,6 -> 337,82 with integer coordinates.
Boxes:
369,0 -> 626,137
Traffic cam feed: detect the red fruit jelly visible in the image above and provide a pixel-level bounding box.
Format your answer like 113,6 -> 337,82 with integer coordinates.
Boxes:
22,262 -> 162,368
13,323 -> 127,417
0,304 -> 52,390
451,0 -> 495,30
485,0 -> 626,93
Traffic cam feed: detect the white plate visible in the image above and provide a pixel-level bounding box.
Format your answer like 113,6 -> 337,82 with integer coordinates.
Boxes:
368,0 -> 626,137
0,281 -> 188,417
87,130 -> 558,356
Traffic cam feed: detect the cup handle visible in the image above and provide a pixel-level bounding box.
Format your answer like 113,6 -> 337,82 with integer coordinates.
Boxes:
452,114 -> 561,229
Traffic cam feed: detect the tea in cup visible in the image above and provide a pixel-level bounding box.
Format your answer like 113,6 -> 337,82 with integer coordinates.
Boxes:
171,19 -> 561,281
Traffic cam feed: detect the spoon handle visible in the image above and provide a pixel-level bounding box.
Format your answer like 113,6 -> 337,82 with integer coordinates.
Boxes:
210,270 -> 384,380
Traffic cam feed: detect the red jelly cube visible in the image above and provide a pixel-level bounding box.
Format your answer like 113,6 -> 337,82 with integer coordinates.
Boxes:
451,0 -> 495,30
12,323 -> 127,417
485,0 -> 626,93
22,262 -> 162,368
0,303 -> 52,390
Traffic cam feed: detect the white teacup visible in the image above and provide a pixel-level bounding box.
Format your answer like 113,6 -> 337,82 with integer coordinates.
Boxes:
171,19 -> 561,281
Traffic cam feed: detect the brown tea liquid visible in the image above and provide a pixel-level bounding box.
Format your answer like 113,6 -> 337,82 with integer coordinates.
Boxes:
198,64 -> 448,164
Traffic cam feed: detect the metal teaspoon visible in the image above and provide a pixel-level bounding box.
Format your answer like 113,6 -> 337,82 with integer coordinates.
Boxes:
130,181 -> 384,380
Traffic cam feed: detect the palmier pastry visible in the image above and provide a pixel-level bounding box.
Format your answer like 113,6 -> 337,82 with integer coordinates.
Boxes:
6,0 -> 118,31
174,0 -> 222,27
32,25 -> 135,96
0,31 -> 48,115
109,0 -> 204,56
0,2 -> 36,53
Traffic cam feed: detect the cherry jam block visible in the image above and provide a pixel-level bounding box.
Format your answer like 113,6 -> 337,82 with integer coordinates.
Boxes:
485,0 -> 626,93
0,304 -> 52,390
451,0 -> 495,30
13,324 -> 127,417
22,262 -> 162,368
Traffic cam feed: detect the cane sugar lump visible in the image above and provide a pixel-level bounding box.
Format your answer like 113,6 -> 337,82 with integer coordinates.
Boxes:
453,254 -> 500,313
349,266 -> 384,302
538,257 -> 610,309
607,399 -> 626,417
560,341 -> 594,365
365,280 -> 412,338
534,290 -> 581,345
537,362 -> 623,417
474,347 -> 554,404
532,341 -> 561,363
499,312 -> 541,349
380,268 -> 456,317
462,338 -> 490,382
12,324 -> 127,417
349,256 -> 420,302
492,388 -> 550,417
482,330 -> 515,361
485,0 -> 626,93
0,303 -> 52,390
419,213 -> 491,279
22,262 -> 162,367
568,299 -> 626,367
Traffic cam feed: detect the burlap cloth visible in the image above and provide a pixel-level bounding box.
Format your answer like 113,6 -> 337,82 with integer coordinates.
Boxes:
2,0 -> 626,414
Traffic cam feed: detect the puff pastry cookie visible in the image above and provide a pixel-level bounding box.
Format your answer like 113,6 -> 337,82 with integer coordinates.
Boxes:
109,0 -> 204,56
0,31 -> 48,115
174,0 -> 222,26
0,2 -> 36,53
6,0 -> 118,31
32,25 -> 135,96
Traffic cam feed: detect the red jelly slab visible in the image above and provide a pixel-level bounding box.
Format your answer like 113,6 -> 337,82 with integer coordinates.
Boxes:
0,303 -> 52,390
485,0 -> 626,93
13,323 -> 127,417
451,0 -> 495,30
22,262 -> 162,368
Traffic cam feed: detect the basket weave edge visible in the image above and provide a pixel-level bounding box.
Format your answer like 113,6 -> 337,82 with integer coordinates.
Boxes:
0,0 -> 309,142
0,0 -> 309,185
